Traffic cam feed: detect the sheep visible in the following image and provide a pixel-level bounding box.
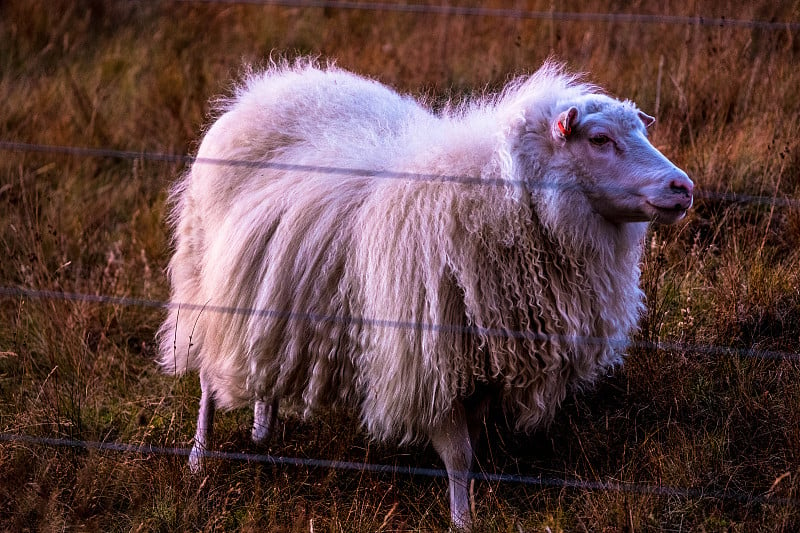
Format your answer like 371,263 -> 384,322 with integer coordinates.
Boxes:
157,59 -> 693,530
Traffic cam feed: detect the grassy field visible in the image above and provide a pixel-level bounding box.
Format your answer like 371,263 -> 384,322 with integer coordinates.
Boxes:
2,0 -> 800,530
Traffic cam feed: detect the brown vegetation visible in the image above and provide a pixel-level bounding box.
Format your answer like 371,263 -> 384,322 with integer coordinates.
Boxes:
1,0 -> 799,530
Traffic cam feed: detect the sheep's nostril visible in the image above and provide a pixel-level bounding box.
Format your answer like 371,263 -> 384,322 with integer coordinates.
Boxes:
670,175 -> 694,198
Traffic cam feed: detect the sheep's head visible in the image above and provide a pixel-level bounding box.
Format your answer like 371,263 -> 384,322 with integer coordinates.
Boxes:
546,95 -> 693,225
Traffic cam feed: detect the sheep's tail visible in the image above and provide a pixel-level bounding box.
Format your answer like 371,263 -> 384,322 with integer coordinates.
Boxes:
157,305 -> 185,375
156,299 -> 204,376
156,171 -> 205,377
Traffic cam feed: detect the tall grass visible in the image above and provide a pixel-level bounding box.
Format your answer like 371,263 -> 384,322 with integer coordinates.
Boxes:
1,0 -> 800,530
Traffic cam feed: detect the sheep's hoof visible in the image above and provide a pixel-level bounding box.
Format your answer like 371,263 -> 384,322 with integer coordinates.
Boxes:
450,518 -> 472,532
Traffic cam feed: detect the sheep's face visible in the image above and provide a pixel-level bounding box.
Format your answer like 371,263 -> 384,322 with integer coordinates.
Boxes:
549,96 -> 693,225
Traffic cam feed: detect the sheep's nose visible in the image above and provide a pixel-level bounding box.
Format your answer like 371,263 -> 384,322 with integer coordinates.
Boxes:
670,172 -> 694,198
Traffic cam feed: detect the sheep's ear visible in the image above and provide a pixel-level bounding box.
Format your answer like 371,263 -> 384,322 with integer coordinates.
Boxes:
638,111 -> 656,128
552,107 -> 578,141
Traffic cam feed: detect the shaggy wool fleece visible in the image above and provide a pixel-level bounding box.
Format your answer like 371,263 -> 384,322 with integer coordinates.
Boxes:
158,60 -> 649,444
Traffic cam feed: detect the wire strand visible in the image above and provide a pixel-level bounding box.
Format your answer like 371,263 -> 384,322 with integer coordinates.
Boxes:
174,0 -> 800,31
1,140 -> 797,208
1,431 -> 795,506
3,286 -> 798,361
4,2 -> 799,519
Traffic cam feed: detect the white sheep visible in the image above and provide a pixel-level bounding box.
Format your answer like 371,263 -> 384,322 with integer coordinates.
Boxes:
157,59 -> 693,530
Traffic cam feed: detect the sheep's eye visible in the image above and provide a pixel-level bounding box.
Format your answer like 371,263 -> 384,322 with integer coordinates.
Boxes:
589,135 -> 611,146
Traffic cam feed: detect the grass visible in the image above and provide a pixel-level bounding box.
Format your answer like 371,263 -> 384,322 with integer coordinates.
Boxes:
2,0 -> 800,530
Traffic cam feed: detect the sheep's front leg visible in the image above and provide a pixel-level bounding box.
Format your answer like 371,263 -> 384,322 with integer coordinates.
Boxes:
189,375 -> 214,473
430,401 -> 473,531
252,398 -> 279,443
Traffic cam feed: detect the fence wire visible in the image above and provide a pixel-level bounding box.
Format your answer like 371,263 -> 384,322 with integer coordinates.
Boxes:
2,286 -> 798,362
2,140 -> 797,208
1,432 -> 796,507
175,0 -> 800,31
3,4 -> 799,510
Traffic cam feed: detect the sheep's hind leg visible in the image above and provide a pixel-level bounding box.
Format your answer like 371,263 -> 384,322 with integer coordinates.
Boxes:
189,374 -> 215,474
430,400 -> 474,531
252,398 -> 279,444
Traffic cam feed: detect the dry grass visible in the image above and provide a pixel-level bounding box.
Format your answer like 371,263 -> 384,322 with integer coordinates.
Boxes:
2,0 -> 800,530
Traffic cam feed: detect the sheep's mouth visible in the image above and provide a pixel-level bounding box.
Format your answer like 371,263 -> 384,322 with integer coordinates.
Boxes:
646,202 -> 688,223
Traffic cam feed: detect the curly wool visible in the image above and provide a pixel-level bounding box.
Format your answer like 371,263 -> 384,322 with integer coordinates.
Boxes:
157,59 -> 646,444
